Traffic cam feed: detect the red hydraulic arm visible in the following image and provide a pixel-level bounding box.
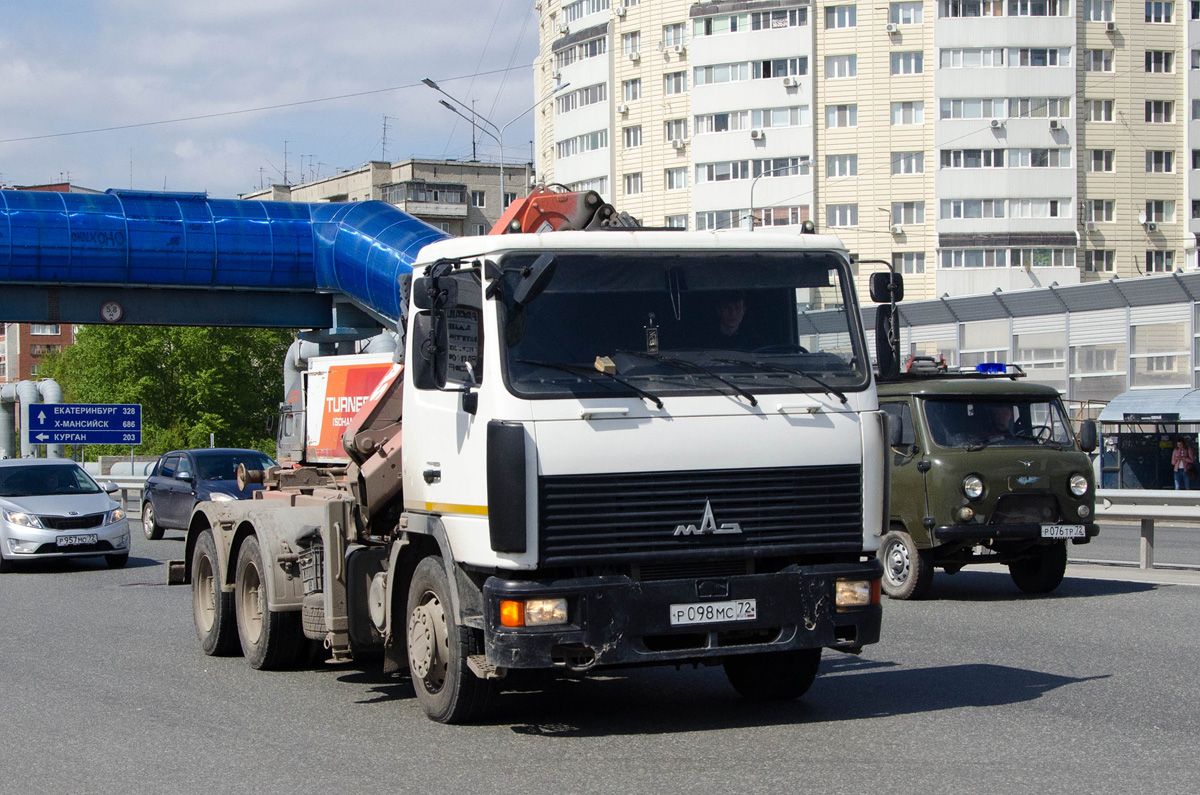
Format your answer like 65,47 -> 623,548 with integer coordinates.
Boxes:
489,187 -> 639,234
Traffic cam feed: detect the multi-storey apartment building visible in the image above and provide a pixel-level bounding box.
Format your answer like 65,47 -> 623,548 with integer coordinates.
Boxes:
534,0 -> 1200,302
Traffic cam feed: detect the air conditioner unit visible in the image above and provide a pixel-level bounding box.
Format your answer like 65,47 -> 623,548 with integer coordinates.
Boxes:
989,118 -> 1004,129
616,103 -> 629,113
614,5 -> 625,16
670,139 -> 686,149
628,51 -> 640,61
1147,222 -> 1159,232
1084,221 -> 1099,232
674,44 -> 686,54
885,23 -> 899,34
558,24 -> 570,35
1049,119 -> 1062,131
1105,21 -> 1116,32
749,129 -> 765,140
890,225 -> 904,235
552,71 -> 562,81
782,76 -> 800,88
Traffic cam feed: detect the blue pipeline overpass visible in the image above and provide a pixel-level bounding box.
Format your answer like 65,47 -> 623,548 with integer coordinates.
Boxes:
0,189 -> 450,332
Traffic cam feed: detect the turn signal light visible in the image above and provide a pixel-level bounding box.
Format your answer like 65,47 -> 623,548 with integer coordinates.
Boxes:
499,598 -> 569,627
500,600 -> 525,627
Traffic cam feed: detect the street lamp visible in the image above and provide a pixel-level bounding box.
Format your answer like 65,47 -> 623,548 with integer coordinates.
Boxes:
747,159 -> 811,230
424,77 -> 569,212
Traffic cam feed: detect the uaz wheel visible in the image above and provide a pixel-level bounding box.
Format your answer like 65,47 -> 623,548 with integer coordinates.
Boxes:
1009,540 -> 1067,594
879,529 -> 933,599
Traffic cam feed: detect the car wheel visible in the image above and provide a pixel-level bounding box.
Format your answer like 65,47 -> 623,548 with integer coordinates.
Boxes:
105,553 -> 129,569
192,529 -> 238,656
141,501 -> 164,540
878,530 -> 934,600
406,556 -> 497,724
234,535 -> 305,669
724,648 -> 821,701
1009,541 -> 1068,594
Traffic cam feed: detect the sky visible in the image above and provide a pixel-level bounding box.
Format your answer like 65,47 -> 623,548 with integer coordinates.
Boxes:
0,0 -> 540,198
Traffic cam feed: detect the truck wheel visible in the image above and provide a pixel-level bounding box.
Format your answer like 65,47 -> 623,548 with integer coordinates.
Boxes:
141,502 -> 164,540
192,530 -> 238,656
879,530 -> 933,599
406,557 -> 497,724
105,553 -> 129,568
234,535 -> 305,670
724,648 -> 821,701
1009,541 -> 1067,594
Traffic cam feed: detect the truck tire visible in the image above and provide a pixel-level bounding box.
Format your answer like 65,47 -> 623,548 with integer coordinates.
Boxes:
1009,540 -> 1067,594
724,648 -> 821,701
105,553 -> 129,568
141,502 -> 164,540
405,556 -> 497,724
879,530 -> 934,599
234,535 -> 305,670
192,530 -> 238,656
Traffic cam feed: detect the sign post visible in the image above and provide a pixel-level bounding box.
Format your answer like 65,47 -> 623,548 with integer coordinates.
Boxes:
28,404 -> 142,447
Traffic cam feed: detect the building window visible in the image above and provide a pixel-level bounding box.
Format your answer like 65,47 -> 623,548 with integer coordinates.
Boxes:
1009,97 -> 1071,119
624,173 -> 643,195
891,52 -> 923,75
892,151 -> 924,174
939,98 -> 1006,119
826,55 -> 857,78
563,0 -> 611,23
940,249 -> 1007,268
750,8 -> 808,28
826,154 -> 858,177
1145,100 -> 1174,123
1083,0 -> 1114,20
503,192 -> 518,206
1193,200 -> 1200,219
825,104 -> 857,128
1010,248 -> 1075,267
754,58 -> 807,78
892,252 -> 926,274
470,191 -> 485,208
1194,150 -> 1200,169
1008,199 -> 1068,219
1084,250 -> 1115,272
891,101 -> 924,125
1193,50 -> 1200,69
664,72 -> 687,95
664,119 -> 688,142
1146,250 -> 1175,272
662,22 -> 686,47
472,224 -> 487,235
555,83 -> 607,115
1015,48 -> 1069,67
1008,0 -> 1068,15
697,161 -> 750,182
826,204 -> 858,227
1084,200 -> 1115,222
1008,148 -> 1071,168
890,2 -> 924,23
695,210 -> 746,230
623,31 -> 640,55
1146,51 -> 1174,72
665,167 -> 688,190
623,126 -> 642,148
1083,49 -> 1114,72
941,199 -> 1006,219
665,215 -> 687,229
939,48 -> 1004,68
566,178 -> 606,196
30,324 -> 61,336
623,79 -> 641,101
939,0 -> 1005,17
1087,150 -> 1115,172
555,129 -> 608,159
1145,1 -> 1173,22
892,202 -> 925,225
1086,99 -> 1114,121
1147,150 -> 1175,172
693,62 -> 751,85
1146,200 -> 1175,222
941,149 -> 1004,168
825,6 -> 857,28
29,344 -> 61,356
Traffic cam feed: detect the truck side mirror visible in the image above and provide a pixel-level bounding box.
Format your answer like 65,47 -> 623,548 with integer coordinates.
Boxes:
513,253 -> 557,306
869,271 -> 904,304
412,275 -> 459,311
412,311 -> 449,390
1078,419 -> 1098,454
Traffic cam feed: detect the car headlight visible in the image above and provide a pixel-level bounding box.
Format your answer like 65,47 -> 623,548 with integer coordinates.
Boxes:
106,507 -> 126,524
4,510 -> 43,528
208,492 -> 236,502
1069,473 -> 1089,497
962,475 -> 984,500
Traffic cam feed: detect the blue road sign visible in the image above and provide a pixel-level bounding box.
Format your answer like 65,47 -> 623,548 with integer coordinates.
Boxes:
28,404 -> 142,446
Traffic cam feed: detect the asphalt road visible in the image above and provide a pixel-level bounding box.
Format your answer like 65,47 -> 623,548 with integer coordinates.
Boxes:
1,525 -> 1197,795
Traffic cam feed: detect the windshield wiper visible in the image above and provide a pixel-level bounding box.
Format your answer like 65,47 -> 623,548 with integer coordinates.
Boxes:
515,360 -> 664,409
714,358 -> 847,404
617,350 -> 757,407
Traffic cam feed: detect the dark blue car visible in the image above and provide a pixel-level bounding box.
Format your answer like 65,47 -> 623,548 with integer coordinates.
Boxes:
140,448 -> 276,540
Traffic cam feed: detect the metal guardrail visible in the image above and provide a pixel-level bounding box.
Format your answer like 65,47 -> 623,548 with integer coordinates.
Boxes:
1095,488 -> 1200,569
104,475 -> 147,518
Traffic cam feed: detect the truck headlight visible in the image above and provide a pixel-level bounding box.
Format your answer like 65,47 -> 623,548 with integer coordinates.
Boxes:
962,475 -> 984,500
500,598 -> 569,627
835,579 -> 878,609
4,510 -> 43,528
1069,474 -> 1089,497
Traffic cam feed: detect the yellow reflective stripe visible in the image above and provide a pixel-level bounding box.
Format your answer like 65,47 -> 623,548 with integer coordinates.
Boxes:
424,502 -> 489,516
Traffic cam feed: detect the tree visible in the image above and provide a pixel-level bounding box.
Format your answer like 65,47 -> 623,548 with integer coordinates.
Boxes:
39,326 -> 294,457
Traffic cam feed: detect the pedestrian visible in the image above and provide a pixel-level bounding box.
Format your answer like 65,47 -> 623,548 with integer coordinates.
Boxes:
1170,438 -> 1194,490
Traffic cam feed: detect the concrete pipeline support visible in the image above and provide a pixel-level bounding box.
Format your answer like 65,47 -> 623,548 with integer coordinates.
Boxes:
0,379 -> 64,458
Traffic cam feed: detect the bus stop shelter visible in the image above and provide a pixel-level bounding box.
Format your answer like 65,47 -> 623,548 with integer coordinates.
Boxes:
1097,388 -> 1200,489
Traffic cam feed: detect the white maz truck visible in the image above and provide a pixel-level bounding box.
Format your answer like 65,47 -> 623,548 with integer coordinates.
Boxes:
170,226 -> 888,723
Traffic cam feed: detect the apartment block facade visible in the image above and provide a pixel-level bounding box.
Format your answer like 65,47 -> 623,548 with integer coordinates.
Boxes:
534,0 -> 1200,302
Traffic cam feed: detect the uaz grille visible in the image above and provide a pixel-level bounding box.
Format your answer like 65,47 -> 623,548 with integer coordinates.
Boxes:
38,513 -> 105,531
538,465 -> 862,566
990,494 -> 1060,524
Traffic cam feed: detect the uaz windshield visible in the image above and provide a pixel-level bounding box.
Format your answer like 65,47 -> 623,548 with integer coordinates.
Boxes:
923,398 -> 1074,450
498,250 -> 868,401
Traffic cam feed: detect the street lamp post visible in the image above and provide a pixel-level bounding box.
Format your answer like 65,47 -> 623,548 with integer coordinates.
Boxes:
747,158 -> 811,230
424,78 -> 569,213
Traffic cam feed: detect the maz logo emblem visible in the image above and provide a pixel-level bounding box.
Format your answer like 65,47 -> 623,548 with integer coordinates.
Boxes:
673,500 -> 742,536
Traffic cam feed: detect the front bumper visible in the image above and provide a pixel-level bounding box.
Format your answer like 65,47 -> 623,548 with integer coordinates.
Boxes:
933,522 -> 1099,545
1,519 -> 130,560
482,561 -> 882,670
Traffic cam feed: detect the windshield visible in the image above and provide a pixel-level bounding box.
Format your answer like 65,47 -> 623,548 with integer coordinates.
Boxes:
922,397 -> 1075,450
195,452 -> 276,481
497,250 -> 868,401
0,464 -> 102,497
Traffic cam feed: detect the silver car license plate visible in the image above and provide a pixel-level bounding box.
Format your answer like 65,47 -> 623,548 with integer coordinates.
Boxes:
56,534 -> 98,547
669,599 -> 757,626
1041,524 -> 1085,539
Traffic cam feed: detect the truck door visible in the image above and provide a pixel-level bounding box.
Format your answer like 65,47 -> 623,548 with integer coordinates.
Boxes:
403,270 -> 491,526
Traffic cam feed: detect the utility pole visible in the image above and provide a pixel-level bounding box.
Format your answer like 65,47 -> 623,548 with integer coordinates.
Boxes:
471,100 -> 478,161
382,116 -> 397,162
283,141 -> 290,186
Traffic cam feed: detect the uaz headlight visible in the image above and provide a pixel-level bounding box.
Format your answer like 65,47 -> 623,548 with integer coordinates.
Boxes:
1069,473 -> 1089,497
963,475 -> 984,500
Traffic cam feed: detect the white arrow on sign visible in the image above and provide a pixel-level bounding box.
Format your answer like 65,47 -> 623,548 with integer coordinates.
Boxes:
37,411 -> 46,422
35,433 -> 49,442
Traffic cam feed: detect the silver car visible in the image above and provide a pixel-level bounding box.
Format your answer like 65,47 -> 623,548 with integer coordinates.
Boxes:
0,459 -> 131,571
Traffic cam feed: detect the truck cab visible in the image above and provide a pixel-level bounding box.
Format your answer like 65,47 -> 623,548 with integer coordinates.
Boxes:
877,371 -> 1098,598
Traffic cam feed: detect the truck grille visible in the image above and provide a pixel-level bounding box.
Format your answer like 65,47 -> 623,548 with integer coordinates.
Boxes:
538,465 -> 863,566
